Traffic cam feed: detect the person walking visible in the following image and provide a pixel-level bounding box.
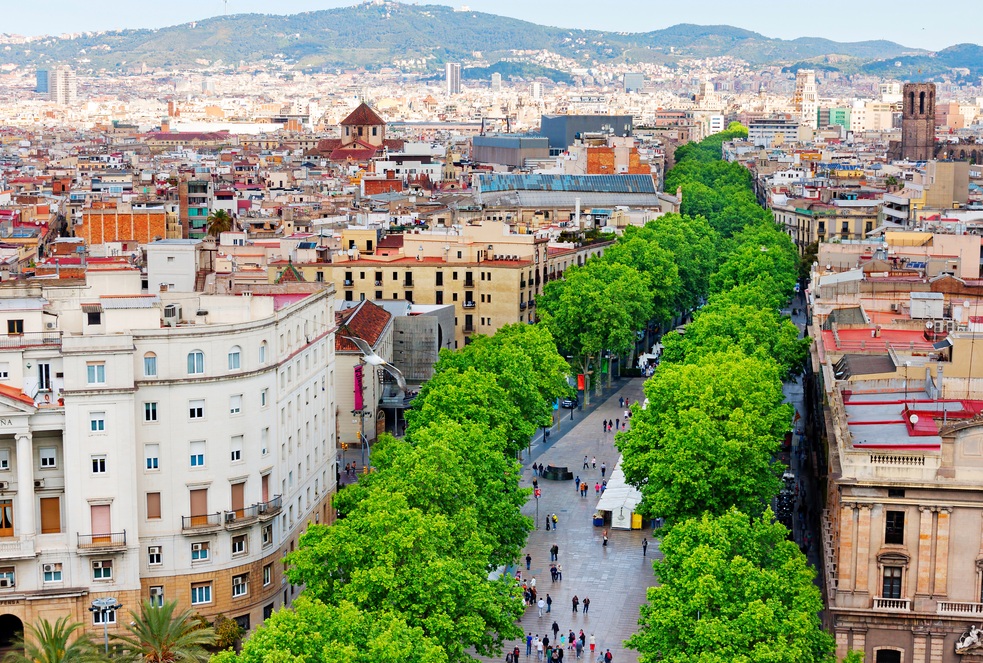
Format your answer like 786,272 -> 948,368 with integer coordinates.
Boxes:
583,455 -> 589,469
591,456 -> 596,469
546,593 -> 552,613
526,553 -> 532,570
508,650 -> 515,663
514,646 -> 521,662
619,396 -> 624,408
531,576 -> 537,590
557,563 -> 563,581
602,529 -> 608,547
575,639 -> 583,660
526,633 -> 533,656
582,597 -> 590,615
551,513 -> 558,530
603,649 -> 612,663
550,564 -> 558,582
568,631 -> 576,651
588,634 -> 596,657
552,621 -> 560,640
579,631 -> 586,648
594,482 -> 600,496
546,515 -> 551,532
537,638 -> 544,661
614,419 -> 619,431
537,597 -> 545,617
574,476 -> 580,492
550,544 -> 559,561
642,538 -> 648,556
600,463 -> 606,478
572,595 -> 580,613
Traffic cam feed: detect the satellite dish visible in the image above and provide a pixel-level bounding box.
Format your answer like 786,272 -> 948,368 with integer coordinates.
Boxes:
909,414 -> 919,425
965,301 -> 971,308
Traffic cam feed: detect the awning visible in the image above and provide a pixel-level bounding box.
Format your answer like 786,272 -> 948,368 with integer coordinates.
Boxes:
594,457 -> 643,530
933,338 -> 954,350
81,303 -> 103,313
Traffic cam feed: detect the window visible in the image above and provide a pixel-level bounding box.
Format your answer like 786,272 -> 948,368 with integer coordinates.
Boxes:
261,389 -> 268,407
92,606 -> 116,625
263,604 -> 274,620
187,351 -> 204,375
232,573 -> 248,598
38,363 -> 51,391
189,399 -> 204,419
40,447 -> 56,468
0,449 -> 7,470
262,524 -> 273,546
885,511 -> 905,545
150,586 -> 164,608
148,546 -> 162,566
259,341 -> 268,364
40,497 -> 60,534
882,566 -> 902,599
230,435 -> 244,462
191,541 -> 209,561
145,444 -> 159,470
190,441 -> 205,468
228,346 -> 241,370
261,428 -> 269,456
0,363 -> 8,380
43,562 -> 62,583
144,353 -> 157,377
263,563 -> 272,586
92,560 -> 113,580
86,362 -> 106,385
230,394 -> 242,415
144,402 -> 158,422
90,412 -> 106,433
232,534 -> 247,556
234,614 -> 250,631
191,582 -> 212,605
91,455 -> 107,474
86,311 -> 102,326
146,492 -> 161,519
436,272 -> 443,286
6,320 -> 23,335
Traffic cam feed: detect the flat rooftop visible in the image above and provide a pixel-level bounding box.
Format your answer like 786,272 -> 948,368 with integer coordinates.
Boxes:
843,390 -> 983,449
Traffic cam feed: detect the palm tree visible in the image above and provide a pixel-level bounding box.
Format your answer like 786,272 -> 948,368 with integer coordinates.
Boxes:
113,600 -> 215,663
2,615 -> 101,663
205,209 -> 234,237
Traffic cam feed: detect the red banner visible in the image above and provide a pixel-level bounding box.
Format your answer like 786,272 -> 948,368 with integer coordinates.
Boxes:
354,365 -> 364,411
577,374 -> 585,390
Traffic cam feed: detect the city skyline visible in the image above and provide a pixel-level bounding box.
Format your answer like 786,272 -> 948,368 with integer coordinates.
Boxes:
4,0 -> 980,51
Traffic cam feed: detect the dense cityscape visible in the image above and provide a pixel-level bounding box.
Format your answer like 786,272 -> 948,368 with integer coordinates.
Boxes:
0,1 -> 982,662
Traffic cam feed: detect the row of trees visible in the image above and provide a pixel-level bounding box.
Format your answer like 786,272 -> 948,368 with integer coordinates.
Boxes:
611,127 -> 835,662
214,324 -> 570,663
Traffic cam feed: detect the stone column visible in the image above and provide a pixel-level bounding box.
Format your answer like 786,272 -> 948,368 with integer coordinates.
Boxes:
929,631 -> 945,663
835,629 -> 850,661
838,503 -> 856,592
912,632 -> 928,663
851,630 -> 866,658
933,507 -> 951,597
855,506 -> 872,593
916,506 -> 934,596
15,432 -> 34,538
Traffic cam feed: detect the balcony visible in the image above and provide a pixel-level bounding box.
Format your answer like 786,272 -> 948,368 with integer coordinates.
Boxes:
343,280 -> 354,287
463,325 -> 476,334
872,597 -> 910,612
374,280 -> 383,286
938,601 -> 983,616
77,531 -> 126,553
0,538 -> 37,560
529,300 -> 536,308
462,301 -> 476,309
520,302 -> 527,310
224,506 -> 260,530
257,495 -> 282,521
463,280 -> 475,288
403,282 -> 413,288
0,332 -> 62,350
520,280 -> 527,288
182,513 -> 223,533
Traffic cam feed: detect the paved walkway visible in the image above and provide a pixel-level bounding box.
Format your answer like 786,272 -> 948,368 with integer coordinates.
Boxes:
480,378 -> 657,663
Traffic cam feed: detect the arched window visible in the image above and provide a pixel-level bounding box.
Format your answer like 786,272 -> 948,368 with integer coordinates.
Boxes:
187,351 -> 204,375
228,346 -> 241,371
259,341 -> 268,364
919,91 -> 925,114
143,352 -> 157,377
908,91 -> 915,115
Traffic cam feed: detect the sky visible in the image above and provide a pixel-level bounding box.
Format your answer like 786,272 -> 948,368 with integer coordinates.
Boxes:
4,0 -> 979,51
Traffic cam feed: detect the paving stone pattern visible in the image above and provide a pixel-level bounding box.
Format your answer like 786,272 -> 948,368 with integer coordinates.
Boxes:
479,378 -> 658,663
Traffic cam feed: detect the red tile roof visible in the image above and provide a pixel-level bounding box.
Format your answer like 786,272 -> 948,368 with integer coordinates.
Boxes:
340,103 -> 386,127
0,383 -> 35,407
335,300 -> 392,352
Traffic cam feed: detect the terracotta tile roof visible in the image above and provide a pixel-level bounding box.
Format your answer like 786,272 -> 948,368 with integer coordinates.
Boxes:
275,261 -> 306,283
0,383 -> 35,407
335,300 -> 392,352
377,235 -> 404,249
329,146 -> 380,162
340,103 -> 386,127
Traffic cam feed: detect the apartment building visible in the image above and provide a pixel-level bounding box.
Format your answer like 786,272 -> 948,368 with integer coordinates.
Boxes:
0,275 -> 336,645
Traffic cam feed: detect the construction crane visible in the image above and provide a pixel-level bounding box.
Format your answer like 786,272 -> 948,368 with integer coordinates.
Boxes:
480,116 -> 512,135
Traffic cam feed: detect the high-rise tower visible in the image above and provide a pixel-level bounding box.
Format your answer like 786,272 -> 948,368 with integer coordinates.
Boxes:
793,69 -> 818,130
445,62 -> 461,96
901,82 -> 936,161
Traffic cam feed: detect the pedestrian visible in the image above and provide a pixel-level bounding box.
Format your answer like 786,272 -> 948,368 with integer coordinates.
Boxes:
550,564 -> 557,582
551,513 -> 558,530
604,649 -> 612,663
515,646 -> 521,662
595,482 -> 600,496
572,595 -> 579,613
546,516 -> 551,532
557,564 -> 563,581
538,597 -> 545,617
552,621 -> 560,639
527,634 -> 533,656
602,529 -> 608,547
526,553 -> 532,570
642,538 -> 648,556
568,631 -> 576,650
582,597 -> 590,614
589,634 -> 596,656
533,464 -> 538,477
537,639 -> 544,661
559,633 -> 566,648
551,544 -> 559,561
619,396 -> 624,408
533,477 -> 539,490
600,463 -> 606,478
579,631 -> 586,648
543,635 -> 550,649
531,576 -> 537,589
614,418 -> 619,430
574,475 -> 580,491
546,593 -> 552,613
624,409 -> 629,420
591,456 -> 596,469
583,455 -> 589,469
508,650 -> 515,663
575,640 -> 583,660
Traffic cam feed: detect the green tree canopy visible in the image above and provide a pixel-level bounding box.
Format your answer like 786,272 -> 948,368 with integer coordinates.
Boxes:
617,349 -> 790,524
2,616 -> 101,663
113,599 -> 215,662
602,230 -> 682,324
205,209 -> 234,237
211,597 -> 449,663
628,508 -> 834,663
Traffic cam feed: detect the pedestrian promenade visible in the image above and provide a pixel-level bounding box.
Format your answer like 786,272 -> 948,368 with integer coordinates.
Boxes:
481,378 -> 656,663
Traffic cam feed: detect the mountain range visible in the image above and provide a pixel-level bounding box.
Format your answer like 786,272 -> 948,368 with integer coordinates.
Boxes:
1,1 -> 980,80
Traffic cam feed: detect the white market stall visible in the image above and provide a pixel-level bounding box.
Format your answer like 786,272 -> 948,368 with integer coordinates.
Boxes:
594,457 -> 644,530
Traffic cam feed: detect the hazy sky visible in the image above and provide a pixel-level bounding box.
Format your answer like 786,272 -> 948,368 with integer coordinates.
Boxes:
4,0 -> 977,51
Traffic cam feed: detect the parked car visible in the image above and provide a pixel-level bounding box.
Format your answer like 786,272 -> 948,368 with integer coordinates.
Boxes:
560,395 -> 579,409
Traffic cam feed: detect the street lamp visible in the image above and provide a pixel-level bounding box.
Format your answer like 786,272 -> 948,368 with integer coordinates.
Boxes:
89,597 -> 121,655
903,360 -> 911,407
351,408 -> 373,469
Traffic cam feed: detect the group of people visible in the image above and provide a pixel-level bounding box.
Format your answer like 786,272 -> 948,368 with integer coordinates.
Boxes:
513,631 -> 613,663
343,461 -> 359,478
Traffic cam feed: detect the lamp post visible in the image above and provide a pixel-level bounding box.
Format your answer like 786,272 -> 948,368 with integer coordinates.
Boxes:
89,597 -> 121,655
904,360 -> 911,407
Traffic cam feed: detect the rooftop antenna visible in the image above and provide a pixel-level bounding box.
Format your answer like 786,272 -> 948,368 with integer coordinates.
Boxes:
222,0 -> 230,15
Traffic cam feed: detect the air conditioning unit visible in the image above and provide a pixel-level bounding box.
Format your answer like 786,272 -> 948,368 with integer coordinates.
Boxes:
191,543 -> 204,553
148,546 -> 161,556
42,564 -> 54,573
0,578 -> 12,588
0,481 -> 8,490
891,303 -> 899,312
225,512 -> 236,523
257,503 -> 267,514
34,479 -> 44,489
150,586 -> 163,598
45,322 -> 56,329
232,576 -> 245,587
92,561 -> 104,569
163,303 -> 182,327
